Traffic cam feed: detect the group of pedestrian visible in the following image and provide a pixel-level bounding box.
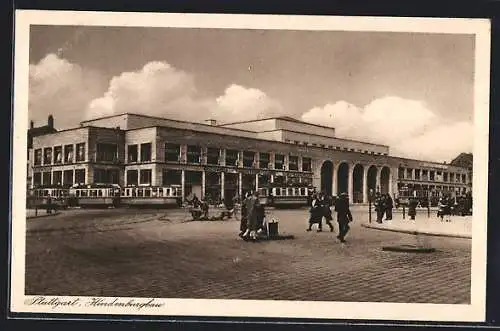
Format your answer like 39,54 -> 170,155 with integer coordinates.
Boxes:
239,191 -> 266,241
373,193 -> 393,223
437,195 -> 453,222
308,192 -> 352,243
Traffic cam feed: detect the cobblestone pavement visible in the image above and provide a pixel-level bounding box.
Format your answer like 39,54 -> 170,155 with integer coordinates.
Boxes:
25,207 -> 471,304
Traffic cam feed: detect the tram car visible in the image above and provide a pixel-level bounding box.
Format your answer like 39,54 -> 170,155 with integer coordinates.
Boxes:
257,184 -> 313,208
69,184 -> 121,208
120,185 -> 183,208
28,186 -> 71,209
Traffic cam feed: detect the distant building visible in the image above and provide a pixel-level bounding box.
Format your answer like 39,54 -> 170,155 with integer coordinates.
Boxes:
450,152 -> 473,191
28,113 -> 472,203
27,115 -> 57,190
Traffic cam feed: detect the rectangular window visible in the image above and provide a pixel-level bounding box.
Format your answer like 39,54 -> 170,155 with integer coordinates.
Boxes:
422,170 -> 428,181
398,167 -> 405,179
76,143 -> 86,162
75,169 -> 86,184
456,173 -> 460,182
42,172 -> 51,186
128,145 -> 138,163
140,169 -> 152,184
243,151 -> 256,168
443,172 -> 448,182
127,170 -> 138,186
140,143 -> 152,162
186,145 -> 202,164
302,157 -> 312,172
63,170 -> 74,186
162,169 -> 182,186
94,168 -> 107,183
64,145 -> 74,163
165,143 -> 180,162
53,171 -> 62,186
225,149 -> 239,167
96,143 -> 118,162
43,148 -> 52,165
206,147 -> 220,165
289,155 -> 299,171
33,172 -> 42,187
34,149 -> 42,166
430,171 -> 435,181
415,169 -> 421,181
406,168 -> 413,179
54,146 -> 63,164
274,154 -> 284,170
462,174 -> 466,183
259,153 -> 270,169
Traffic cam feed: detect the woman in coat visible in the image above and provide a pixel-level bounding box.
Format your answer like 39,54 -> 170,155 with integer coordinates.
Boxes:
307,193 -> 323,232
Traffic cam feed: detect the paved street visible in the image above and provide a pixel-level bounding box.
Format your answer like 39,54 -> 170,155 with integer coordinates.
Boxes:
25,206 -> 471,304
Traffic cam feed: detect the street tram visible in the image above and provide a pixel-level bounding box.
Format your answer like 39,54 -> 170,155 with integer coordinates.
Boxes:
258,183 -> 313,208
120,185 -> 183,208
69,184 -> 121,208
28,186 -> 71,209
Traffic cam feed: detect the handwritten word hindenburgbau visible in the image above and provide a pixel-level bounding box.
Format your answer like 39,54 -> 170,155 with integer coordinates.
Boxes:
25,296 -> 164,310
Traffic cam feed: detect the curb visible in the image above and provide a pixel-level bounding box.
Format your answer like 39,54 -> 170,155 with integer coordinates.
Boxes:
26,212 -> 61,219
361,223 -> 471,239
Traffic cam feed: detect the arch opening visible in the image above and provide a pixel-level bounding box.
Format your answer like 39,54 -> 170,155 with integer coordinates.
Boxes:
320,161 -> 334,196
337,162 -> 349,196
380,167 -> 391,195
352,164 -> 364,203
367,165 -> 378,194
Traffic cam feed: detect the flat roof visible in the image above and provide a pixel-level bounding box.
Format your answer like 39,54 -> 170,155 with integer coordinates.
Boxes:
218,115 -> 337,131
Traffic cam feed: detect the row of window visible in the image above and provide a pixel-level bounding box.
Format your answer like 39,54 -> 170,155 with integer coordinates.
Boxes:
398,167 -> 467,184
34,143 -> 86,166
283,140 -> 388,155
34,143 -> 120,166
127,143 -> 312,172
33,169 -> 86,186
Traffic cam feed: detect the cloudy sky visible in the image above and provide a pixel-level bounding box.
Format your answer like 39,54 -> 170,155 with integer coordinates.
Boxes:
28,25 -> 475,162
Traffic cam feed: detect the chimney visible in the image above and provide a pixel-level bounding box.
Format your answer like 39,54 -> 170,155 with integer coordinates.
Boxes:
30,120 -> 34,129
205,119 -> 217,126
48,114 -> 54,128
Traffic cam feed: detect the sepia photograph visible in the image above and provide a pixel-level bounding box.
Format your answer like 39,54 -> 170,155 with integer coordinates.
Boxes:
10,10 -> 490,322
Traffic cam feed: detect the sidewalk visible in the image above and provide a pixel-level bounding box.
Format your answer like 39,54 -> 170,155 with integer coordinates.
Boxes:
362,215 -> 472,239
26,209 -> 60,219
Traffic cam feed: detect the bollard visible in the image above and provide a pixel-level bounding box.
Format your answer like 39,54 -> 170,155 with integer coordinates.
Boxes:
427,205 -> 430,218
402,205 -> 406,220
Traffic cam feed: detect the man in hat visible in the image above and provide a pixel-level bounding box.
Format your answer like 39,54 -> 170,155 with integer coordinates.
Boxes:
334,192 -> 353,243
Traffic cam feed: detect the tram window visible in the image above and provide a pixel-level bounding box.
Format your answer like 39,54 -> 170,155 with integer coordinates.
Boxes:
81,190 -> 88,197
132,189 -> 136,197
98,190 -> 103,197
281,188 -> 287,196
158,188 -> 163,197
287,188 -> 293,196
145,189 -> 151,197
165,188 -> 171,196
138,189 -> 143,197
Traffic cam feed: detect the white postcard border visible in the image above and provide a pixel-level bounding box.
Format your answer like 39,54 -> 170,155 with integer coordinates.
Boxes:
10,10 -> 491,322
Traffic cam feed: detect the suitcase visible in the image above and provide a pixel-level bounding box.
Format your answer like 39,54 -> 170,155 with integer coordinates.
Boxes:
267,219 -> 279,238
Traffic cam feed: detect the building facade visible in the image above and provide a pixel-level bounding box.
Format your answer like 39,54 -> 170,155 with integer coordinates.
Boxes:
28,113 -> 471,204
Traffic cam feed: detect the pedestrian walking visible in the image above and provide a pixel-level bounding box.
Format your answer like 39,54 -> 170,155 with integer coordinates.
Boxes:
306,193 -> 322,232
384,193 -> 393,221
239,192 -> 250,238
242,191 -> 260,241
408,197 -> 418,220
319,192 -> 335,232
334,192 -> 353,243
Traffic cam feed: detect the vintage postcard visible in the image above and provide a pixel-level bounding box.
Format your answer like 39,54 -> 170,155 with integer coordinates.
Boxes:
10,10 -> 490,322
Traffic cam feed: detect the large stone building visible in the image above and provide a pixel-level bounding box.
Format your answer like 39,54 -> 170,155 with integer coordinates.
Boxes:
28,113 -> 471,204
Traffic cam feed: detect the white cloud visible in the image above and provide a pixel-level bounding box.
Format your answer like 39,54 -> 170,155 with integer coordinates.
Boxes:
29,54 -> 106,129
213,84 -> 284,122
86,61 -> 213,122
86,63 -> 283,124
301,96 -> 472,162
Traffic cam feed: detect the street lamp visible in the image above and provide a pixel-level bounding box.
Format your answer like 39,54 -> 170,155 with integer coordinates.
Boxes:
368,188 -> 374,223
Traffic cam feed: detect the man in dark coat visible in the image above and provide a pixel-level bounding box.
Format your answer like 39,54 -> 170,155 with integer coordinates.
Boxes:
307,193 -> 322,232
408,197 -> 418,220
239,192 -> 249,237
334,193 -> 353,243
319,193 -> 334,232
243,191 -> 260,240
384,194 -> 393,220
